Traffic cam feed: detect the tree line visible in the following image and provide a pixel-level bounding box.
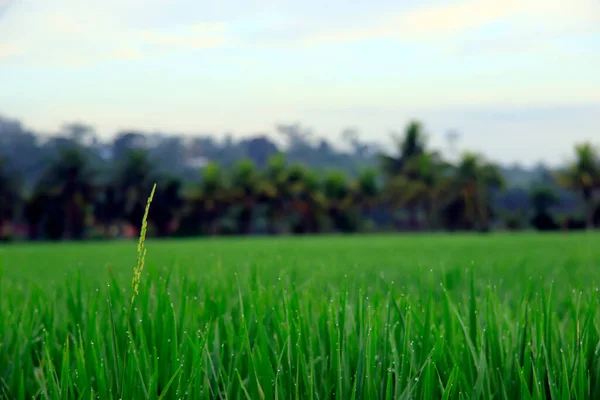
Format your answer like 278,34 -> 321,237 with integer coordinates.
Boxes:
0,116 -> 599,241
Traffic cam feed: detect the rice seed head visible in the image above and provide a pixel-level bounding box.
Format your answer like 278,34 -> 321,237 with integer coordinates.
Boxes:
131,183 -> 156,303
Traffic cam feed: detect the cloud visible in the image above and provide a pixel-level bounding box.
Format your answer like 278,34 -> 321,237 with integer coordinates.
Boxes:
399,0 -> 523,38
0,2 -> 230,67
137,24 -> 227,52
457,26 -> 600,57
301,0 -> 600,47
0,0 -> 14,8
109,47 -> 144,62
0,43 -> 22,59
1,0 -> 599,66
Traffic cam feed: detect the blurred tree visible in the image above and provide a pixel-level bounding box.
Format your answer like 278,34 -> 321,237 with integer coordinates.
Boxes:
243,136 -> 279,168
1,112 -> 597,238
257,153 -> 289,234
230,159 -> 258,234
529,186 -> 559,231
23,191 -> 47,240
0,158 -> 20,240
0,117 -> 45,187
405,151 -> 451,229
150,176 -> 183,237
379,120 -> 427,178
277,123 -> 314,155
531,186 -> 559,214
114,149 -> 157,231
441,153 -> 504,231
61,122 -> 97,146
94,185 -> 122,238
286,164 -> 326,233
149,135 -> 189,178
184,162 -> 229,235
342,128 -> 372,160
112,131 -> 148,161
379,120 -> 430,229
381,174 -> 425,230
37,145 -> 96,239
557,143 -> 600,229
323,170 -> 357,232
353,168 -> 380,214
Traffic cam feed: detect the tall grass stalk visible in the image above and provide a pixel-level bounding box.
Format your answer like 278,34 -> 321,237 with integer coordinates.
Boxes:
131,183 -> 156,306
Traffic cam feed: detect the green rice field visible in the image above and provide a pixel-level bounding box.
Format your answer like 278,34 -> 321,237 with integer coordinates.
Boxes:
1,232 -> 599,399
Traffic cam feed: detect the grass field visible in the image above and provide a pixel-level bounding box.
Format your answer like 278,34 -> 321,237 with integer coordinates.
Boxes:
1,232 -> 599,399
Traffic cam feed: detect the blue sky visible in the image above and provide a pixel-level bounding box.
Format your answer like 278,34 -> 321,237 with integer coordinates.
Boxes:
0,0 -> 599,166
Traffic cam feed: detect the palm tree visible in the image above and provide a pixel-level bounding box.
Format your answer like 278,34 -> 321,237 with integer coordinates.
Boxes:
185,162 -> 229,235
380,151 -> 449,231
114,149 -> 157,232
323,170 -> 356,232
257,153 -> 289,234
529,186 -> 559,231
150,176 -> 183,237
353,168 -> 380,219
381,173 -> 426,229
285,163 -> 326,233
443,153 -> 504,231
37,145 -> 96,239
379,120 -> 432,229
403,151 -> 452,229
230,159 -> 258,234
379,120 -> 427,179
557,142 -> 600,230
94,184 -> 122,238
23,191 -> 46,240
0,158 -> 20,240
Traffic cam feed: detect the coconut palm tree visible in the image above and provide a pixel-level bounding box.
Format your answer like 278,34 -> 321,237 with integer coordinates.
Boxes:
442,153 -> 504,231
257,153 -> 289,234
529,186 -> 559,231
149,176 -> 183,237
323,170 -> 356,232
0,158 -> 20,240
381,172 -> 426,229
379,120 -> 430,229
230,159 -> 259,234
285,163 -> 326,233
94,184 -> 122,238
557,142 -> 600,229
381,151 -> 450,231
186,162 -> 230,235
353,168 -> 380,218
379,120 -> 427,179
403,151 -> 452,229
37,145 -> 96,239
114,149 -> 157,232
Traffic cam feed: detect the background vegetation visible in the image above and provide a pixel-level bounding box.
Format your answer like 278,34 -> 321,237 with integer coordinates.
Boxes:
1,114 -> 599,241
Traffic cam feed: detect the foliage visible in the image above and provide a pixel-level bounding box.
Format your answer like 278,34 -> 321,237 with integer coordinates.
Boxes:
0,157 -> 20,240
529,186 -> 560,231
443,153 -> 504,231
557,143 -> 600,229
1,233 -> 600,398
0,115 -> 598,239
34,145 -> 97,239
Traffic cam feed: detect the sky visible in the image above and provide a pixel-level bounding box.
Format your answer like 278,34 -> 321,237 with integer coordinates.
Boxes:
0,0 -> 599,166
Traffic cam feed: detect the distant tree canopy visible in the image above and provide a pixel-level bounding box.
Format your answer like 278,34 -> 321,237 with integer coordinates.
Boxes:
0,114 -> 597,241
